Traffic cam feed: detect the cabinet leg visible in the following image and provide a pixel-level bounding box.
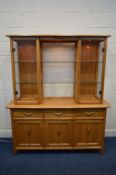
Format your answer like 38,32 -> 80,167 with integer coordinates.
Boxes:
100,147 -> 105,155
13,147 -> 17,154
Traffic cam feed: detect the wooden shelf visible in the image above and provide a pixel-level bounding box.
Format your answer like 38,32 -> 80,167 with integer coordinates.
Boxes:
79,96 -> 100,104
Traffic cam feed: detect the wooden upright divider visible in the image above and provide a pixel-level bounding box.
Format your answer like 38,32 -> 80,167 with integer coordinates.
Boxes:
74,37 -> 81,103
36,37 -> 42,104
10,37 -> 17,104
100,38 -> 108,103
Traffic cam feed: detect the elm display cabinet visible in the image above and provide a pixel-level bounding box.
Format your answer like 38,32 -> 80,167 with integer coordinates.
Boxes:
7,35 -> 110,153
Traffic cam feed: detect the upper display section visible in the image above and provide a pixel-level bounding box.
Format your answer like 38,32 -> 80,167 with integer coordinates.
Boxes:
8,35 -> 110,105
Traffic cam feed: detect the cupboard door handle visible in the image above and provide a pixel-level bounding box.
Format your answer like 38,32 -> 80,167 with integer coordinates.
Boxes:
54,112 -> 63,116
27,131 -> 31,136
57,129 -> 60,135
84,112 -> 95,116
23,112 -> 32,116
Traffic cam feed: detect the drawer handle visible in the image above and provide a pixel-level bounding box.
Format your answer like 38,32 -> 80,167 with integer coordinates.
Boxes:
54,112 -> 63,116
23,112 -> 32,116
84,112 -> 95,116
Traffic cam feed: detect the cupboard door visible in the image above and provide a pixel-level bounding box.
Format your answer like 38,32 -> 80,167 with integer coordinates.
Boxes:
88,120 -> 103,146
44,120 -> 59,148
58,120 -> 73,148
74,119 -> 103,147
45,119 -> 73,149
13,119 -> 43,149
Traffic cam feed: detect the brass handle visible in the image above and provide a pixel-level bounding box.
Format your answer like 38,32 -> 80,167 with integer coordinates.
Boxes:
54,112 -> 63,116
24,112 -> 32,116
57,130 -> 60,135
27,131 -> 31,136
84,112 -> 95,116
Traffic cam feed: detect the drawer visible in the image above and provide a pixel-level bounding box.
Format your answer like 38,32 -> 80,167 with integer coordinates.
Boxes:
44,109 -> 75,118
75,109 -> 105,118
13,110 -> 43,118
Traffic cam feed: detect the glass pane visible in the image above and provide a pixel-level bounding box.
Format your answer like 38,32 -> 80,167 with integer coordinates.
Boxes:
13,39 -> 38,102
79,82 -> 102,104
80,62 -> 102,83
78,37 -> 104,103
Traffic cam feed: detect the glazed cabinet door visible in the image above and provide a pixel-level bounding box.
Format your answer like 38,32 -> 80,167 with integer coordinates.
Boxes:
75,37 -> 107,104
74,119 -> 104,148
45,119 -> 73,149
10,37 -> 42,104
13,119 -> 44,149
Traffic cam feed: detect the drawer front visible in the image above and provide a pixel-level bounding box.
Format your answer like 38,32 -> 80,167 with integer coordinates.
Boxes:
13,110 -> 43,118
75,109 -> 105,118
44,109 -> 75,119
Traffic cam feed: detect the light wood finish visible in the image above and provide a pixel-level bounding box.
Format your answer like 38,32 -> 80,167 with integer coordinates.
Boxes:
7,98 -> 110,109
7,35 -> 110,153
74,39 -> 81,103
13,109 -> 43,118
14,96 -> 39,105
9,35 -> 109,104
78,96 -> 100,104
74,119 -> 103,148
10,107 -> 107,152
45,119 -> 73,149
10,38 -> 17,103
74,108 -> 105,118
18,40 -> 37,96
100,38 -> 108,103
13,39 -> 39,104
7,34 -> 111,37
36,38 -> 42,103
78,39 -> 104,103
13,119 -> 44,149
44,109 -> 75,118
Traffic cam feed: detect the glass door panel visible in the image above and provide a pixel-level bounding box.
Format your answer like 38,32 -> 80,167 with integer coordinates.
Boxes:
78,37 -> 105,103
12,38 -> 39,104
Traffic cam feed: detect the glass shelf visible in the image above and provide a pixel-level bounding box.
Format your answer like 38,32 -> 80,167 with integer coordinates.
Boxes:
16,81 -> 102,84
79,61 -> 103,63
14,61 -> 103,63
79,81 -> 102,83
43,82 -> 74,84
14,61 -> 37,63
16,82 -> 37,84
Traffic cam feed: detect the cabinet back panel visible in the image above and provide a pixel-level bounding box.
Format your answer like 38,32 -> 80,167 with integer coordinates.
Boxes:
80,43 -> 98,97
42,43 -> 75,97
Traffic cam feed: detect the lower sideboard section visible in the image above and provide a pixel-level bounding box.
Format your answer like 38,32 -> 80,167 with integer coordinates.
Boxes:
10,108 -> 106,153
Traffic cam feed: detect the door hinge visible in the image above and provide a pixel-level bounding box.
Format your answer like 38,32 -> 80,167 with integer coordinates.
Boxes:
15,91 -> 18,95
12,48 -> 15,52
99,90 -> 102,95
102,48 -> 105,52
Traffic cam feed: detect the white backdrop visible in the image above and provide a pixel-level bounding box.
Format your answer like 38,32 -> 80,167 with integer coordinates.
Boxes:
0,0 -> 116,137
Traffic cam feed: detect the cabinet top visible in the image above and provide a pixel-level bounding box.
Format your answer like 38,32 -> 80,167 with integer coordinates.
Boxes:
6,34 -> 111,37
7,98 -> 110,109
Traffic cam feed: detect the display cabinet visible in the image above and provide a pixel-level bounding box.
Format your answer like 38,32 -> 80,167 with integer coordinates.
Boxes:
7,35 -> 110,153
